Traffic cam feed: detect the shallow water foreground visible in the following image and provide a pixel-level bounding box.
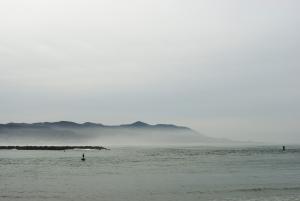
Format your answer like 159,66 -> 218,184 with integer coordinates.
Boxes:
1,145 -> 300,201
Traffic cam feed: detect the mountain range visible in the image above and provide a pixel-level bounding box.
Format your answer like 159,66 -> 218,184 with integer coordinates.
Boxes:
0,121 -> 229,145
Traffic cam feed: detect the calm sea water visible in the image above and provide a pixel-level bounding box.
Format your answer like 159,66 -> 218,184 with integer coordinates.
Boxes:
1,145 -> 300,201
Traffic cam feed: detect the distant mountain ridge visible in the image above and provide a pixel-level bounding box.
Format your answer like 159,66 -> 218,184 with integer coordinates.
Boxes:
0,121 -> 229,145
0,121 -> 191,130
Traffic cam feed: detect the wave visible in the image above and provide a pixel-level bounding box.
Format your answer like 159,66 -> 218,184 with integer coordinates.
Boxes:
231,186 -> 300,192
187,186 -> 300,194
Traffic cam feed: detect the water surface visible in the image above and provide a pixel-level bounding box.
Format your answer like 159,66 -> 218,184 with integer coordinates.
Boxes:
1,145 -> 300,201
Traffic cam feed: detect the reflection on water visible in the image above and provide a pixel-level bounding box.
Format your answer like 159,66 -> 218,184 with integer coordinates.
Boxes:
0,145 -> 300,201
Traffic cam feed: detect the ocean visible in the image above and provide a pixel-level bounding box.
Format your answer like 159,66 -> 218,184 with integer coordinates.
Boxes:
1,145 -> 300,201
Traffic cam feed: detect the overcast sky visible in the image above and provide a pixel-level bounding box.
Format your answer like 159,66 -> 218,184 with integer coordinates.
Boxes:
0,0 -> 299,143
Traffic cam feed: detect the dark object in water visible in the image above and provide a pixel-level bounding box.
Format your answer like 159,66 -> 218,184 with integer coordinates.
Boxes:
0,146 -> 109,151
283,146 -> 286,151
81,153 -> 85,161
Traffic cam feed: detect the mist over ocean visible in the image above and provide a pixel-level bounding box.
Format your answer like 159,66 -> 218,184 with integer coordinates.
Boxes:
1,145 -> 300,201
1,0 -> 299,200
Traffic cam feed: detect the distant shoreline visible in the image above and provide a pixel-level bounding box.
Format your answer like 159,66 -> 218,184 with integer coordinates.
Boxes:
0,146 -> 109,150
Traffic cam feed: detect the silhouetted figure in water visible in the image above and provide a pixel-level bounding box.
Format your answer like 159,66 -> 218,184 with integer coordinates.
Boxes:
81,153 -> 85,161
282,146 -> 286,151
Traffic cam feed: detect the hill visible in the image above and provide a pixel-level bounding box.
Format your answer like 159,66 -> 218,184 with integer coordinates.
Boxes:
0,121 -> 228,145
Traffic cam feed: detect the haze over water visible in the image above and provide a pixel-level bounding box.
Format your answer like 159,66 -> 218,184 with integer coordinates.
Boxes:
1,0 -> 299,143
1,0 -> 299,200
1,145 -> 300,201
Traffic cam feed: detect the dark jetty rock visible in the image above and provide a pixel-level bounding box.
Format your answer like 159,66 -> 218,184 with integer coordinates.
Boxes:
0,146 -> 109,151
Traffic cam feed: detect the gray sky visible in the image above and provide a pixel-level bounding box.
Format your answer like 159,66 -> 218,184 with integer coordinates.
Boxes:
0,0 -> 299,143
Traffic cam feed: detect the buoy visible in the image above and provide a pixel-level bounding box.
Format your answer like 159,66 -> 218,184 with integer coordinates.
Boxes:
81,153 -> 85,161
